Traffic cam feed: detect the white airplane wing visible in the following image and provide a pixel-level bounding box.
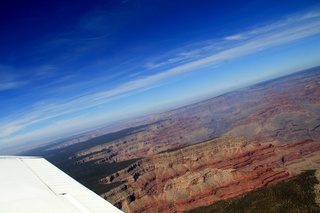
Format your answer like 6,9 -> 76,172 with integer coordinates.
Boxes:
0,156 -> 123,213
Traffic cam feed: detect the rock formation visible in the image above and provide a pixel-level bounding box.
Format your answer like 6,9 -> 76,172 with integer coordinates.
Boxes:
70,118 -> 215,164
101,137 -> 320,212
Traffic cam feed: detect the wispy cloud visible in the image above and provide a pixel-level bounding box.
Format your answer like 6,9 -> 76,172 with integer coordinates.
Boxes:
224,34 -> 246,41
0,81 -> 29,91
33,65 -> 56,79
1,7 -> 320,144
291,10 -> 320,21
224,7 -> 320,42
0,63 -> 58,91
0,65 -> 30,91
148,7 -> 320,72
145,51 -> 201,69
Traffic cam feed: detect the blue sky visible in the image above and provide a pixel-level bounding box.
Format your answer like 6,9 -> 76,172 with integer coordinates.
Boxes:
1,0 -> 320,153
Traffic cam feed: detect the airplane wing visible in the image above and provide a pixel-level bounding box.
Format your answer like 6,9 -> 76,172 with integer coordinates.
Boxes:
0,156 -> 123,213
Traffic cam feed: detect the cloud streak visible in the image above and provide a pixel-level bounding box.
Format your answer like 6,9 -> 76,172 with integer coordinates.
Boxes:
0,81 -> 28,91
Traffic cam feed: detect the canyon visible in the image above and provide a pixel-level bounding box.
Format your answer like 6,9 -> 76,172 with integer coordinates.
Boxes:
101,137 -> 320,212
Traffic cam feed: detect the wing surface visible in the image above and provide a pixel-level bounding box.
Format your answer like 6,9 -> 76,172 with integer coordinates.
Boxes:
0,156 -> 123,213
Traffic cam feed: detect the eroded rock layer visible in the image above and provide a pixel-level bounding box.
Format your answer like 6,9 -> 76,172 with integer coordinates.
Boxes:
70,118 -> 215,164
101,137 -> 320,213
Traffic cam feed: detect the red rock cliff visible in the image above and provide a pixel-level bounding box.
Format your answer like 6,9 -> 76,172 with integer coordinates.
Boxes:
101,137 -> 320,212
